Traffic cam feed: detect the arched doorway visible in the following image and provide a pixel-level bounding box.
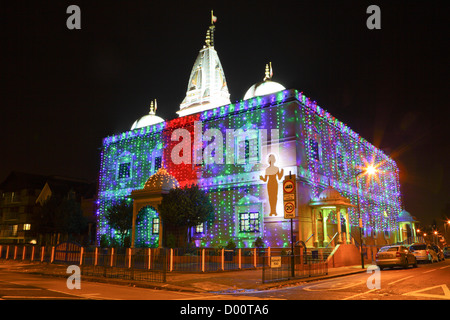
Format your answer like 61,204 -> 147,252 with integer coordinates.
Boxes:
134,205 -> 160,248
130,167 -> 179,248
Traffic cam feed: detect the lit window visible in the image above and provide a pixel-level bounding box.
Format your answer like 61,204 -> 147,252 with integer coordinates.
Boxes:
152,218 -> 159,234
195,223 -> 204,234
23,224 -> 31,231
118,162 -> 131,179
239,212 -> 260,233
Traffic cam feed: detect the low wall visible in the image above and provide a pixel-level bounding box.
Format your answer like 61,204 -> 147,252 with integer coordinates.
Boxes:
327,244 -> 376,267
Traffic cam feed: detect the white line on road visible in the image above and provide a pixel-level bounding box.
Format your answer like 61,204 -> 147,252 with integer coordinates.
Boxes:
440,265 -> 450,269
387,276 -> 413,286
341,289 -> 379,300
423,269 -> 437,274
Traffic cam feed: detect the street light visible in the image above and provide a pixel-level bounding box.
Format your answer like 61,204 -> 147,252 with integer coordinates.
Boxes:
355,164 -> 378,269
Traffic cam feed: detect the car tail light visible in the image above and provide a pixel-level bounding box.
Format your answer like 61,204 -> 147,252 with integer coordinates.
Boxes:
426,250 -> 429,255
396,252 -> 401,257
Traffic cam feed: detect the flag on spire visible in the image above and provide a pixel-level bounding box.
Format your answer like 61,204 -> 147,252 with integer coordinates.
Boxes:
211,10 -> 217,24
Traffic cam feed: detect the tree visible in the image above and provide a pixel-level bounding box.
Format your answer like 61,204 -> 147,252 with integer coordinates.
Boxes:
105,199 -> 138,247
158,184 -> 214,247
33,193 -> 87,245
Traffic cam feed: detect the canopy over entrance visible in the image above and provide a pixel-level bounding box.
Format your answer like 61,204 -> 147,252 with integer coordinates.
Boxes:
130,168 -> 179,248
309,185 -> 355,247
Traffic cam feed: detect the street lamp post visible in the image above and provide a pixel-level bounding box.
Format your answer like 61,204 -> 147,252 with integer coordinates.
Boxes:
354,164 -> 377,269
355,172 -> 364,269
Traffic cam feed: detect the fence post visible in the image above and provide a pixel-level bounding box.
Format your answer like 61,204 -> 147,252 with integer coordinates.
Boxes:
22,246 -> 26,260
147,248 -> 151,270
128,248 -> 132,268
14,246 -> 18,260
110,248 -> 114,267
79,247 -> 84,266
94,247 -> 98,266
51,246 -> 55,263
253,248 -> 257,268
6,245 -> 10,260
221,248 -> 224,271
41,246 -> 45,262
170,248 -> 173,272
31,246 -> 35,261
202,249 -> 205,272
238,248 -> 241,269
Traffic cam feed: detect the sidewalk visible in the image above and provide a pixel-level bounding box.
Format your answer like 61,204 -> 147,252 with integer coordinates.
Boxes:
0,260 -> 367,294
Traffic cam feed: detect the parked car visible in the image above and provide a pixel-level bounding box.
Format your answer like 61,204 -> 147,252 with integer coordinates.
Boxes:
409,243 -> 438,263
443,247 -> 450,259
376,245 -> 417,270
431,244 -> 445,261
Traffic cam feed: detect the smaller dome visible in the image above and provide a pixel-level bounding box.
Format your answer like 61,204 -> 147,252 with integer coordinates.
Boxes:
131,99 -> 164,130
144,167 -> 179,192
318,186 -> 344,201
244,80 -> 286,100
243,63 -> 286,100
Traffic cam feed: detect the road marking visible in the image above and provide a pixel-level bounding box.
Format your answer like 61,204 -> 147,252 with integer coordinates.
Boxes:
423,269 -> 437,274
0,288 -> 42,290
440,265 -> 450,269
341,289 -> 379,300
403,285 -> 450,300
387,276 -> 413,286
1,296 -> 85,300
303,281 -> 365,291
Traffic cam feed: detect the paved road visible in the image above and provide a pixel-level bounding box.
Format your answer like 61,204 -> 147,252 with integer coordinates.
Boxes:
226,259 -> 450,300
0,269 -> 268,300
1,260 -> 448,300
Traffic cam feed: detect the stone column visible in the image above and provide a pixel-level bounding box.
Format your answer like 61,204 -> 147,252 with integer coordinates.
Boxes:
323,210 -> 328,246
313,208 -> 319,247
336,207 -> 343,243
345,209 -> 351,244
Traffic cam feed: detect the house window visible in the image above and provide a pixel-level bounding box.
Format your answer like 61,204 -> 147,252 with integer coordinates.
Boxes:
239,212 -> 260,233
152,218 -> 159,234
236,134 -> 259,164
195,223 -> 204,234
154,156 -> 162,172
23,224 -> 31,231
309,138 -> 320,162
118,162 -> 131,179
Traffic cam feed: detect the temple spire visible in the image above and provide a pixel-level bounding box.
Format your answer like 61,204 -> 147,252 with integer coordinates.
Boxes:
205,11 -> 216,47
264,62 -> 273,81
178,10 -> 230,117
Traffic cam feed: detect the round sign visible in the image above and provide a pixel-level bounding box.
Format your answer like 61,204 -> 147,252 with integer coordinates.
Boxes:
283,180 -> 295,193
284,201 -> 295,214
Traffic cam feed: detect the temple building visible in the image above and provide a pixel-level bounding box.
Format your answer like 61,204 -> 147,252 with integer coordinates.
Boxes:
96,15 -> 403,249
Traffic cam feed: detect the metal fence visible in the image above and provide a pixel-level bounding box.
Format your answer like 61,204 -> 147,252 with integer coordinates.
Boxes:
80,247 -> 167,283
262,253 -> 328,283
1,244 -> 328,285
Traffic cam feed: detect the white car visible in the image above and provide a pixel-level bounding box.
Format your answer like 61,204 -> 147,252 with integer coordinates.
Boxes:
409,243 -> 438,263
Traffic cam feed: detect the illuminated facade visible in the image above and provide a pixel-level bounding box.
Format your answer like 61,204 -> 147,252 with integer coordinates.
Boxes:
97,18 -> 402,248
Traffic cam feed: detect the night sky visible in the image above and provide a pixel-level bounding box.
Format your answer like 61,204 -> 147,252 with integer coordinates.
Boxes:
1,1 -> 448,227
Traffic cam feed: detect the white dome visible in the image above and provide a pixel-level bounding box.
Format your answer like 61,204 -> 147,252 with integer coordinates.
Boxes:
131,100 -> 164,130
131,114 -> 164,130
243,80 -> 286,100
244,63 -> 286,100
